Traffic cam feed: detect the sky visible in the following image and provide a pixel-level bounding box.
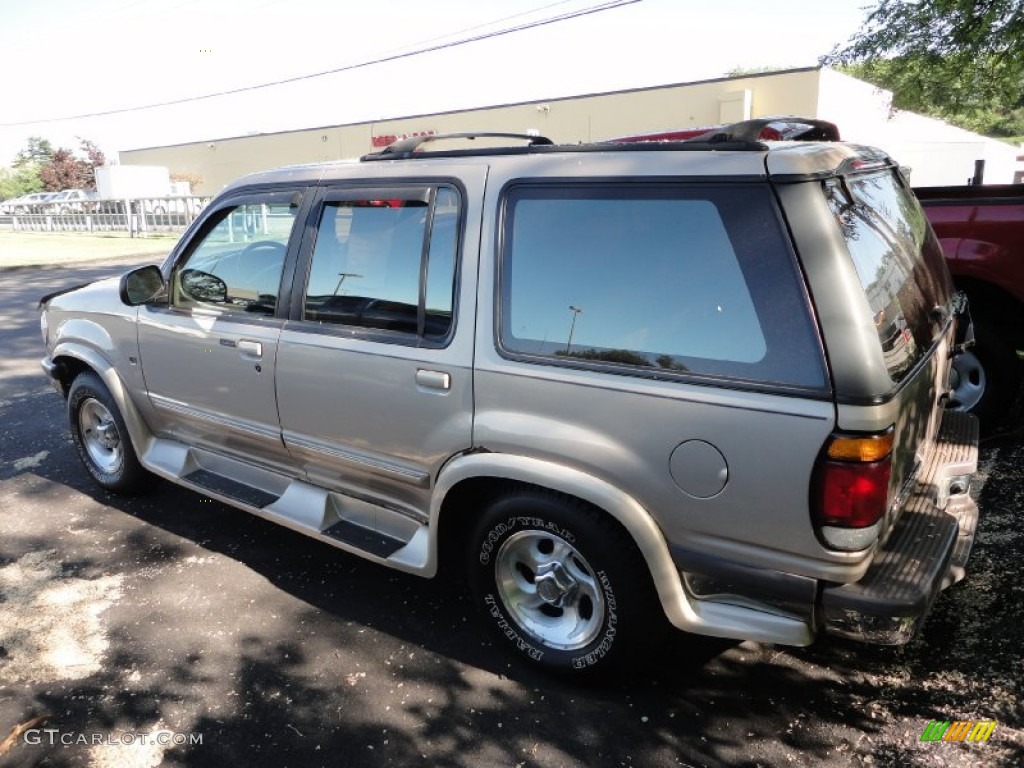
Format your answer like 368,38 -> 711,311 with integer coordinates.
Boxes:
0,0 -> 872,167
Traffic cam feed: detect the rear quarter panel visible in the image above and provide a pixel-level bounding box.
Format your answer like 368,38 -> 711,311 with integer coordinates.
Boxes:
471,360 -> 844,577
471,154 -> 858,580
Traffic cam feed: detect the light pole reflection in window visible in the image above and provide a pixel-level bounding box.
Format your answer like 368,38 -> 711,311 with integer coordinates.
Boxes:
334,272 -> 363,295
566,305 -> 583,354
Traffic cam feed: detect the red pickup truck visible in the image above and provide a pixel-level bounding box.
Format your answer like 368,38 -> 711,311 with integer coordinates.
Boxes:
917,185 -> 1024,422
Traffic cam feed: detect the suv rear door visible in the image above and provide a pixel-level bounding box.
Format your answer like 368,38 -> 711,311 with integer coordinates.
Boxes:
275,171 -> 483,523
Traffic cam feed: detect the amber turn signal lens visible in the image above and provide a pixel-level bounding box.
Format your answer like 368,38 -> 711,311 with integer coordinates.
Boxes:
826,431 -> 895,462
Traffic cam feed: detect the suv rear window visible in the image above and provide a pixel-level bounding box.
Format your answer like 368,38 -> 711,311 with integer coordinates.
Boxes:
825,171 -> 951,383
499,183 -> 827,392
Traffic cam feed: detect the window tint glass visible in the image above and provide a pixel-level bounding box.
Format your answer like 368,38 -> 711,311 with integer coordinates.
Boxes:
501,184 -> 826,389
304,186 -> 459,340
425,187 -> 459,328
825,171 -> 951,382
174,201 -> 298,315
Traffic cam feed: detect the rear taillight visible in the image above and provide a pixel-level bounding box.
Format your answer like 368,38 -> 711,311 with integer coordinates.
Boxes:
812,430 -> 894,551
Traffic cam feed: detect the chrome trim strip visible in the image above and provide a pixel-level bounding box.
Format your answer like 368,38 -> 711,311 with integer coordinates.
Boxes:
284,430 -> 430,487
149,393 -> 281,442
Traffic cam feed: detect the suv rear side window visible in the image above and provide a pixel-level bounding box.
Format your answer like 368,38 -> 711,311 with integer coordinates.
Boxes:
499,183 -> 826,391
825,171 -> 951,383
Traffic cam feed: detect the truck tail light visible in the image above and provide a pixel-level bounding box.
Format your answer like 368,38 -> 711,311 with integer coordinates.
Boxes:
812,430 -> 894,551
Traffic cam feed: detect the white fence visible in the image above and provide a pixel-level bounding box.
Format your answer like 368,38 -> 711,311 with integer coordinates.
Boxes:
7,196 -> 208,235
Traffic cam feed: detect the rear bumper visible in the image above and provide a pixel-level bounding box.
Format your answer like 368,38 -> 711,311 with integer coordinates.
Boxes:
822,410 -> 979,645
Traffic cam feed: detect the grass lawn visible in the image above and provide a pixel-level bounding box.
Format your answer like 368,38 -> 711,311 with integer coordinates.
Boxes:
0,231 -> 179,269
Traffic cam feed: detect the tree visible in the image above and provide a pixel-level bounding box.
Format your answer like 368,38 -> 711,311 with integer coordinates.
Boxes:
80,138 -> 106,171
13,136 -> 53,167
826,0 -> 1024,138
38,138 -> 106,192
726,66 -> 795,77
0,164 -> 43,201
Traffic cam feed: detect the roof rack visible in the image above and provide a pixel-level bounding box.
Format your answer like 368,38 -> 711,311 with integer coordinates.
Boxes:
363,132 -> 554,161
357,124 -> 831,163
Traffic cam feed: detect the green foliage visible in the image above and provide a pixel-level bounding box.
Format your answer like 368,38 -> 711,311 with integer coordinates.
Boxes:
556,347 -> 653,366
13,136 -> 53,167
0,163 -> 43,201
827,0 -> 1024,138
726,65 -> 796,77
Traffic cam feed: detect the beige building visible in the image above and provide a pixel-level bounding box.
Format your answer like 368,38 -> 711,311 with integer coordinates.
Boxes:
120,66 -> 1021,194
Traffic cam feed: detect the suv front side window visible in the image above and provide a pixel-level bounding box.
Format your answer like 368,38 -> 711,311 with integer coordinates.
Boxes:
173,197 -> 300,315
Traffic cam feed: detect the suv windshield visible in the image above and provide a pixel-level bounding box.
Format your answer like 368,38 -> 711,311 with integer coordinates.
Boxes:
825,170 -> 951,383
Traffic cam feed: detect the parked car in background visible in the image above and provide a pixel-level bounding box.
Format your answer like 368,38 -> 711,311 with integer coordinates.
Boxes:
46,188 -> 98,213
1,191 -> 55,213
40,124 -> 979,676
917,184 -> 1024,421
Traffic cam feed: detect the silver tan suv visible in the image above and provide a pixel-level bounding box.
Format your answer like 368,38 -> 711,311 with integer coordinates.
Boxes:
40,124 -> 980,675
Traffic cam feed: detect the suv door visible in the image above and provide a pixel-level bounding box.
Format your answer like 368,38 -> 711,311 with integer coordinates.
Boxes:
137,189 -> 306,470
276,178 -> 477,521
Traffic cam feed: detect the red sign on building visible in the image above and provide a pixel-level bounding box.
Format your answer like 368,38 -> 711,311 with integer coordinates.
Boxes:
370,130 -> 436,149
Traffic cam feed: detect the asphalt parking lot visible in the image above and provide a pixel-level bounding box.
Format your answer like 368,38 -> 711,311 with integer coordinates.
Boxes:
1,259 -> 1022,768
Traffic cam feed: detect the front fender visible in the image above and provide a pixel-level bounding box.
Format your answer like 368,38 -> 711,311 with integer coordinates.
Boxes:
50,341 -> 155,460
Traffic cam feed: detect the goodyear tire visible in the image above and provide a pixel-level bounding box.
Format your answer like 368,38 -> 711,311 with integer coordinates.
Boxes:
68,372 -> 154,494
468,488 -> 661,675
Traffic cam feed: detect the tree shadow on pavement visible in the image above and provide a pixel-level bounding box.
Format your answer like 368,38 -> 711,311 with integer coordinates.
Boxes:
2,413 -> 1021,767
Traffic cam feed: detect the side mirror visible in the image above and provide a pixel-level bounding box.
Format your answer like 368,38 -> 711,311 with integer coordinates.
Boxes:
119,265 -> 166,306
180,268 -> 228,303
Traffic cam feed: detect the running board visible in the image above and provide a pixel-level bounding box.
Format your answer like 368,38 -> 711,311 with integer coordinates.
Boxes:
323,519 -> 405,558
140,437 -> 432,574
184,468 -> 280,508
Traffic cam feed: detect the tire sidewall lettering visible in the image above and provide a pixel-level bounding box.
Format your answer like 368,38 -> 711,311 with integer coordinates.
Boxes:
477,514 -> 619,668
570,569 -> 617,669
483,593 -> 545,661
478,515 -> 576,565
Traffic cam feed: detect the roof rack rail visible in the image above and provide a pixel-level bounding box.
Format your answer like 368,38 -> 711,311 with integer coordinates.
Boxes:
363,131 -> 554,161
